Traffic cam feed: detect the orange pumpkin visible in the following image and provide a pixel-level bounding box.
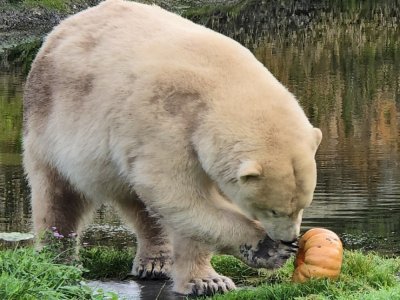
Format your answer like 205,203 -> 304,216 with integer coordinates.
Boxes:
292,228 -> 343,283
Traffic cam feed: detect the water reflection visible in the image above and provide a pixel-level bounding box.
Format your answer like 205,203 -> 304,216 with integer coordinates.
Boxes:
0,1 -> 399,255
252,21 -> 400,254
256,24 -> 400,253
0,69 -> 30,233
87,280 -> 184,300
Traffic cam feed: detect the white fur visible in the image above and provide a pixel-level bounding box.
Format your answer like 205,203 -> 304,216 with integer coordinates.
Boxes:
23,0 -> 322,294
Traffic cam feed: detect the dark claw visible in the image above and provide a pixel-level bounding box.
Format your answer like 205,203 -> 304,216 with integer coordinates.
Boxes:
141,270 -> 149,279
287,247 -> 298,253
137,269 -> 143,278
281,240 -> 299,248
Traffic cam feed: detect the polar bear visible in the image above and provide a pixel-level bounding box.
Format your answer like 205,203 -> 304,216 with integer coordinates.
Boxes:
23,0 -> 322,296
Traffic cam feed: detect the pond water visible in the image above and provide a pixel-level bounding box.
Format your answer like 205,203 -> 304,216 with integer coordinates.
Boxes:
0,0 -> 399,264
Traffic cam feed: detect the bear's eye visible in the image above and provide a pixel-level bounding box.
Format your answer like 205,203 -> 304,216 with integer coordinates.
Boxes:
240,174 -> 260,183
271,210 -> 278,216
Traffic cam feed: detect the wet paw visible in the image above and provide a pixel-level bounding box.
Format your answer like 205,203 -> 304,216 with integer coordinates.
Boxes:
184,275 -> 236,296
131,255 -> 172,279
239,235 -> 298,269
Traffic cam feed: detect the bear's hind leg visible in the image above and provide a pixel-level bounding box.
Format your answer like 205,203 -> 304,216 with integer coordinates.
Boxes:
27,159 -> 94,250
116,196 -> 172,279
172,235 -> 236,296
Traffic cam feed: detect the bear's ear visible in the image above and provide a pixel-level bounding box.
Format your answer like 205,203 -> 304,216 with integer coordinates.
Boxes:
237,160 -> 262,183
313,128 -> 322,150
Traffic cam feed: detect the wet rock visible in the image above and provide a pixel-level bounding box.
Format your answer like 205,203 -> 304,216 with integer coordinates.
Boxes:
0,232 -> 34,248
0,232 -> 34,241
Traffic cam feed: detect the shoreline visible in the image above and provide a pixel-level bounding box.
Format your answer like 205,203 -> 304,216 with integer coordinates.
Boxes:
0,0 -> 243,50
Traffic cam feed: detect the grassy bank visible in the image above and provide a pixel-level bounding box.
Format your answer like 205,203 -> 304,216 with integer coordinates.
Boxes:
211,252 -> 400,300
21,0 -> 76,11
2,0 -> 242,14
0,0 -> 242,50
0,247 -> 117,299
1,246 -> 399,299
1,0 -> 95,12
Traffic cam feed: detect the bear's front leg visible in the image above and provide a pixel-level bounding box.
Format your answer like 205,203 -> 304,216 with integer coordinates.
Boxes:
115,197 -> 173,279
133,163 -> 297,294
172,235 -> 236,296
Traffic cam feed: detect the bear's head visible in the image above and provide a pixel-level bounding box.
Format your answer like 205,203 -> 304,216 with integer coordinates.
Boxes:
220,128 -> 322,243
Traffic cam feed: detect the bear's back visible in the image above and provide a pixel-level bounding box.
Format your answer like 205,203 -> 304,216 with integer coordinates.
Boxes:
24,0 -> 265,125
36,0 -> 255,77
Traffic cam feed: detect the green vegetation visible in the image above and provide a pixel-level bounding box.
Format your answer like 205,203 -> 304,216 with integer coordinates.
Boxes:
0,38 -> 41,72
22,0 -> 69,11
4,0 -> 88,12
1,245 -> 399,299
80,246 -> 133,280
0,247 -> 117,299
2,0 -> 246,15
211,251 -> 400,299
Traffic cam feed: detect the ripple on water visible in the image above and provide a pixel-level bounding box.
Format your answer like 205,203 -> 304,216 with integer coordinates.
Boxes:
87,280 -> 184,300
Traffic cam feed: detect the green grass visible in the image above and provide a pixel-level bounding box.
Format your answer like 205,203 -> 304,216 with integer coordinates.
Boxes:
5,0 -> 89,12
1,0 -> 72,12
22,0 -> 71,11
4,0 -> 247,15
80,249 -> 398,299
0,247 -> 116,299
80,246 -> 133,280
210,251 -> 400,300
1,246 -> 399,299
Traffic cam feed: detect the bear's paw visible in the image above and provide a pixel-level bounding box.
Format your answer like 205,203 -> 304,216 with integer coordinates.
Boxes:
239,234 -> 298,269
131,254 -> 172,279
178,274 -> 236,296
